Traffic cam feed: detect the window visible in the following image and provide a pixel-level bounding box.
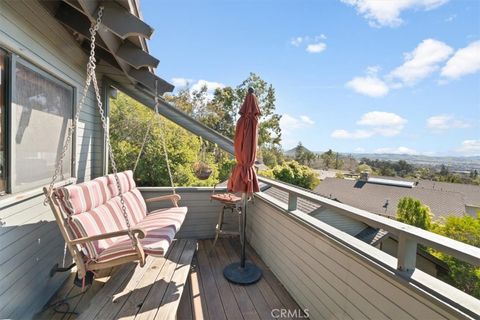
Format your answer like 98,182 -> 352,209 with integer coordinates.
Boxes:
0,49 -> 6,194
10,58 -> 74,193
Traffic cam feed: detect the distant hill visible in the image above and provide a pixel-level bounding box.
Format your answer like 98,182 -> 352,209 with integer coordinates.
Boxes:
349,153 -> 480,171
283,149 -> 480,171
285,145 -> 313,157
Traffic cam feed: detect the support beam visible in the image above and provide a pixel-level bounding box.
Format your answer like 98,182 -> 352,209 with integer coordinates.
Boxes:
54,1 -> 108,50
116,42 -> 159,69
288,193 -> 298,212
129,69 -> 173,95
397,233 -> 417,273
55,1 -> 159,70
100,1 -> 154,39
107,78 -> 234,155
76,0 -> 173,94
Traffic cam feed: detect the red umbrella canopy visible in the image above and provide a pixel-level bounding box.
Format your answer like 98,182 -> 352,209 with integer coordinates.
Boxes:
227,89 -> 261,194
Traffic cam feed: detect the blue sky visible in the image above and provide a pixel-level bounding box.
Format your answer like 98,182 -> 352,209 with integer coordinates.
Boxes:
141,0 -> 480,156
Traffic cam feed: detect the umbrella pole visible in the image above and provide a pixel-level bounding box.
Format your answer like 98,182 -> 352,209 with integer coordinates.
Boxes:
223,192 -> 262,285
240,193 -> 247,268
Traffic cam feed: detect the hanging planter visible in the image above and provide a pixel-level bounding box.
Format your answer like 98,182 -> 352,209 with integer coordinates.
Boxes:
194,161 -> 212,180
194,137 -> 212,180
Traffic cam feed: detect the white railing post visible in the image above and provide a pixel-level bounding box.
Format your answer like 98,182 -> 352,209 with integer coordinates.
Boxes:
397,232 -> 417,273
288,193 -> 297,212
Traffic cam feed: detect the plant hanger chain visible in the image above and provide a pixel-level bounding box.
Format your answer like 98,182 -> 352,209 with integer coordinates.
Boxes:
45,7 -> 137,248
132,80 -> 176,195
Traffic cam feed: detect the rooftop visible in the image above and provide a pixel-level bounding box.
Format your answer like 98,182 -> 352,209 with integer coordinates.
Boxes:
314,177 -> 479,219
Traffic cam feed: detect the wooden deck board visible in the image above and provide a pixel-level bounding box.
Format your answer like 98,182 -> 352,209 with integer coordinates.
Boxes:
35,239 -> 304,320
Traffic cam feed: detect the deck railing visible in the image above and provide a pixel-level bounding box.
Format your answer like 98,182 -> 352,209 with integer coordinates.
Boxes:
257,176 -> 480,271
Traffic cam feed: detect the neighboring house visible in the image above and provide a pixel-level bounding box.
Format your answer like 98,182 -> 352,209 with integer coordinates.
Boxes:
263,183 -> 451,277
314,174 -> 480,219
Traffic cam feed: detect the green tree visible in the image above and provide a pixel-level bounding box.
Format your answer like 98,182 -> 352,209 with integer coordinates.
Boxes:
396,197 -> 433,230
321,149 -> 336,169
430,215 -> 480,298
204,73 -> 282,148
260,145 -> 284,167
440,164 -> 449,176
294,142 -> 317,166
110,92 -> 218,187
271,160 -> 320,190
356,163 -> 373,174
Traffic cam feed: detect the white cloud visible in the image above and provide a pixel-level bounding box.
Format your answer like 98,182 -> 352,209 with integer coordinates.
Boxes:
332,111 -> 407,139
426,114 -> 470,131
389,39 -> 453,86
290,35 -> 327,54
374,146 -> 418,155
281,114 -> 315,131
171,77 -> 193,87
354,147 -> 366,152
300,115 -> 315,125
290,36 -> 304,47
191,80 -> 225,92
357,111 -> 407,127
342,0 -> 449,27
441,41 -> 480,80
331,129 -> 374,139
346,75 -> 389,97
306,42 -> 327,53
457,140 -> 480,155
280,114 -> 315,149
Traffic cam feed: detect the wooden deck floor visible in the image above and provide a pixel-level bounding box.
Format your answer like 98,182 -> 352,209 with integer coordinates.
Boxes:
35,238 -> 304,320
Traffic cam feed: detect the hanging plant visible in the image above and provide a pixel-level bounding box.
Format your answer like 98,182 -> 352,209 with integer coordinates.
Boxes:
194,137 -> 212,180
194,161 -> 212,180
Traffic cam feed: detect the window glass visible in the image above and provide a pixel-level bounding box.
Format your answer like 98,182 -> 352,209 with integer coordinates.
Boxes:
12,61 -> 74,192
0,50 -> 5,194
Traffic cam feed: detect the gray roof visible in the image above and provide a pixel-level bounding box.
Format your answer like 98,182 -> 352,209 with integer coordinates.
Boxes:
415,180 -> 480,206
263,186 -> 389,245
263,187 -> 321,214
354,227 -> 389,246
314,178 -> 473,219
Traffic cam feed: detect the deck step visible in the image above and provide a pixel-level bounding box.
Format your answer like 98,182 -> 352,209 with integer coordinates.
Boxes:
78,239 -> 197,320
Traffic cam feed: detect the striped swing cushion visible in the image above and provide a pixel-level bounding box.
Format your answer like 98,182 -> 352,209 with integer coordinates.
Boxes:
55,171 -> 187,262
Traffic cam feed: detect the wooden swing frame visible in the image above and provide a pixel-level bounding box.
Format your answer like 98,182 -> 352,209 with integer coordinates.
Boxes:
44,187 -> 181,278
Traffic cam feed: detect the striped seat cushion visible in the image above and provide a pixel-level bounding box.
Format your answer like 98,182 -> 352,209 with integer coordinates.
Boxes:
56,176 -> 112,215
58,170 -> 184,261
95,206 -> 188,263
68,196 -> 129,258
107,170 -> 136,197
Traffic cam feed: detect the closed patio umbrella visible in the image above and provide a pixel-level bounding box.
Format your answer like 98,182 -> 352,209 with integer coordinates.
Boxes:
224,87 -> 262,285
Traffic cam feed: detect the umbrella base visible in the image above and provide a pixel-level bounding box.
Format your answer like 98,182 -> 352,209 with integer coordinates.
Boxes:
223,262 -> 262,285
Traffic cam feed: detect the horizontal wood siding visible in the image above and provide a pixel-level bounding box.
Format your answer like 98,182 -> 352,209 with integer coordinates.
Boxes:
140,188 -> 236,239
247,196 -> 468,320
0,1 -> 105,318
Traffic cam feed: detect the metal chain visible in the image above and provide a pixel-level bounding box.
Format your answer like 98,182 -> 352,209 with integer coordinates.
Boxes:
133,81 -> 175,194
45,7 -> 137,247
156,98 -> 176,195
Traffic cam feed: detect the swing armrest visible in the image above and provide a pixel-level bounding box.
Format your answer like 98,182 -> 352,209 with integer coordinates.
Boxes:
70,228 -> 146,245
145,194 -> 181,207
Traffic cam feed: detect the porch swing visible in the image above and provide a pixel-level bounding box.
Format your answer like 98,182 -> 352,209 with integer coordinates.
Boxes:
43,7 -> 187,286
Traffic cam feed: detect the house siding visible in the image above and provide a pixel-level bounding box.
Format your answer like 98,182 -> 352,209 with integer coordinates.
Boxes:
0,1 -> 104,318
140,187 -> 237,239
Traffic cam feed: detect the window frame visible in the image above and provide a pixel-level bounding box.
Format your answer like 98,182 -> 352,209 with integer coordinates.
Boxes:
0,48 -> 8,195
2,51 -> 77,195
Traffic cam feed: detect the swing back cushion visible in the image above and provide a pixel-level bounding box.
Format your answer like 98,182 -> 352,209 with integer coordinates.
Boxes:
55,171 -> 187,262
